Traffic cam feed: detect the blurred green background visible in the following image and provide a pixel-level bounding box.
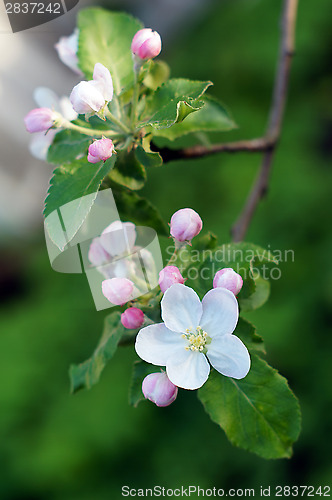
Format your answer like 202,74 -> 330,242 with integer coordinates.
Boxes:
1,0 -> 332,498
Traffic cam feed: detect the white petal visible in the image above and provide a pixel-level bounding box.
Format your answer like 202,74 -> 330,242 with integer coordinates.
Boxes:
200,287 -> 238,337
166,349 -> 210,390
93,63 -> 113,102
161,284 -> 202,333
33,87 -> 60,111
135,323 -> 185,366
29,130 -> 55,160
59,96 -> 78,121
100,221 -> 136,257
207,334 -> 250,379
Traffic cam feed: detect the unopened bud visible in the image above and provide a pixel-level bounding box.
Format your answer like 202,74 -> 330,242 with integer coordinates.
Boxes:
131,28 -> 162,60
213,268 -> 243,296
170,208 -> 202,243
121,307 -> 144,329
142,372 -> 178,407
70,80 -> 105,115
24,107 -> 57,133
102,277 -> 134,305
158,265 -> 185,293
88,138 -> 115,163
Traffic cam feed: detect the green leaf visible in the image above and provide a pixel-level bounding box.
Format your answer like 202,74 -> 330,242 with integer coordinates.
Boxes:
44,156 -> 116,250
129,360 -> 158,407
109,150 -> 147,190
235,317 -> 266,356
150,95 -> 236,140
78,8 -> 143,94
198,356 -> 301,459
47,129 -> 91,165
143,60 -> 170,91
135,145 -> 163,168
69,311 -> 125,393
138,78 -> 213,129
112,187 -> 168,237
239,275 -> 270,312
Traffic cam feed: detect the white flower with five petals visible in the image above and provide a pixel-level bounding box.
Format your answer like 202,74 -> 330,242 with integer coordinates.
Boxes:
135,283 -> 250,390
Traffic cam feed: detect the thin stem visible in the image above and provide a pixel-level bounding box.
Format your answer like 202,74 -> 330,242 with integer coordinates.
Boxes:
64,120 -> 121,138
130,76 -> 140,126
105,108 -> 131,134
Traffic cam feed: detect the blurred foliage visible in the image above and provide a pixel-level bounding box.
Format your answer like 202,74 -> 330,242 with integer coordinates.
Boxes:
1,0 -> 332,497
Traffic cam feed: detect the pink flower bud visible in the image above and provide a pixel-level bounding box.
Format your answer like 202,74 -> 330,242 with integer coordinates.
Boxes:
70,80 -> 105,115
93,63 -> 113,102
88,237 -> 111,266
54,29 -> 83,76
24,107 -> 56,133
102,277 -> 134,305
88,138 -> 115,164
121,307 -> 144,329
158,266 -> 185,293
131,28 -> 162,60
142,372 -> 178,407
170,208 -> 203,243
213,268 -> 243,296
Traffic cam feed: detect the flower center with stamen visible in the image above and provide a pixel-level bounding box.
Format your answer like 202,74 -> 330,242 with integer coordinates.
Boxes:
182,326 -> 211,353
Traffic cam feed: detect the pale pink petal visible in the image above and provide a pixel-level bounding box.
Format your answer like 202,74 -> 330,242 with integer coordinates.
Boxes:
207,334 -> 250,379
161,283 -> 202,333
135,323 -> 185,366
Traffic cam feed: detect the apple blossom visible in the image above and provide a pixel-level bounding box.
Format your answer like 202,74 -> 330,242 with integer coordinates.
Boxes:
54,29 -> 83,75
102,277 -> 134,305
131,28 -> 162,60
142,372 -> 178,407
135,283 -> 250,390
121,307 -> 144,329
88,138 -> 115,163
213,268 -> 243,296
170,208 -> 203,243
70,63 -> 113,115
158,265 -> 185,293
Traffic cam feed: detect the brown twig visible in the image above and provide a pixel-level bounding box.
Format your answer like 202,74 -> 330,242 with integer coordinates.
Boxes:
157,0 -> 298,241
231,0 -> 298,241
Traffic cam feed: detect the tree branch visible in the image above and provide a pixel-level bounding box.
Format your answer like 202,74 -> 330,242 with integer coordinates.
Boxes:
157,0 -> 298,243
231,0 -> 298,241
